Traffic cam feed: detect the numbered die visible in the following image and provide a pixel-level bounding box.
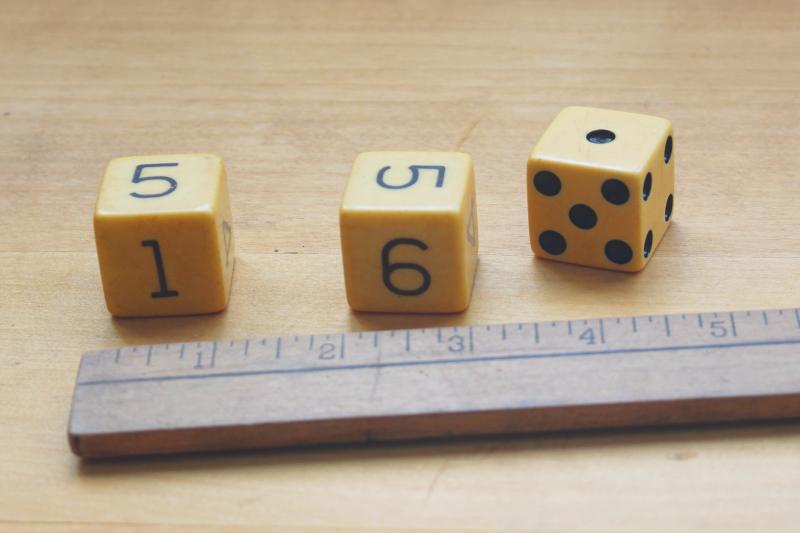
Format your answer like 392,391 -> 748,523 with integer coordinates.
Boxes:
340,152 -> 479,313
527,106 -> 675,271
94,154 -> 235,316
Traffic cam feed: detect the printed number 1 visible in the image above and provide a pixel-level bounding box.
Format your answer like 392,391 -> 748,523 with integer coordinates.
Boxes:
141,240 -> 179,298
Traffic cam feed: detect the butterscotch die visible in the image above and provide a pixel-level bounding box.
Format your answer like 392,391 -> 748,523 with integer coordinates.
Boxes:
340,152 -> 478,313
527,107 -> 675,272
94,154 -> 234,317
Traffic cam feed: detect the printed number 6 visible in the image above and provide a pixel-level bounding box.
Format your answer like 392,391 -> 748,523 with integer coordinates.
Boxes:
130,163 -> 179,198
381,238 -> 431,296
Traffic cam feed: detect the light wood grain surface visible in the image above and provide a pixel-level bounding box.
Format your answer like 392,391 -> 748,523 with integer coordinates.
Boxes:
2,0 -> 799,531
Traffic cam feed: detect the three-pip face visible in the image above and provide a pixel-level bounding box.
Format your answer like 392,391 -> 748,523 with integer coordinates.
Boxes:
527,106 -> 675,272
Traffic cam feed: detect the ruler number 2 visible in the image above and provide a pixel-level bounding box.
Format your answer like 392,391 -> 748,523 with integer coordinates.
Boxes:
318,343 -> 342,360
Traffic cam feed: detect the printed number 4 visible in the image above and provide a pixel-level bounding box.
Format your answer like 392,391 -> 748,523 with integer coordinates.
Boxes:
130,163 -> 178,198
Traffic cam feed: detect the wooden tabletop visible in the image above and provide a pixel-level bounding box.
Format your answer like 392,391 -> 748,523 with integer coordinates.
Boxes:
2,0 -> 799,531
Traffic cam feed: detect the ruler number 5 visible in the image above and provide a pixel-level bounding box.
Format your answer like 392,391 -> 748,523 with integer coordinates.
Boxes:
709,320 -> 729,338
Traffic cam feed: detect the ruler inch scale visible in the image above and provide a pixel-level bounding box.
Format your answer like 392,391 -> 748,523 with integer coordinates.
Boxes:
69,307 -> 800,458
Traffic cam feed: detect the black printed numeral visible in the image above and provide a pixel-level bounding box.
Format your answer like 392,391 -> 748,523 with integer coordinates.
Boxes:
466,197 -> 477,246
381,238 -> 431,296
141,240 -> 179,298
376,165 -> 446,189
222,220 -> 232,267
130,162 -> 178,198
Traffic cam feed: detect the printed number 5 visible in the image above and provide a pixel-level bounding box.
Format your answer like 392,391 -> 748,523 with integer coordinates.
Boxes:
130,163 -> 178,198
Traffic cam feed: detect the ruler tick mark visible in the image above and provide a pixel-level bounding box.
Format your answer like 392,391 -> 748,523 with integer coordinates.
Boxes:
81,338 -> 800,388
469,326 -> 474,352
698,315 -> 704,328
275,337 -> 282,359
648,316 -> 653,323
517,323 -> 523,330
501,325 -> 507,341
373,332 -> 380,347
795,309 -> 800,328
664,316 -> 671,337
114,349 -> 121,363
730,313 -> 738,337
631,317 -> 637,333
309,336 -> 315,350
210,342 -> 217,368
146,346 -> 152,366
568,321 -> 573,336
179,345 -> 185,359
616,317 -> 621,324
341,334 -> 347,359
779,309 -> 784,315
762,311 -> 769,325
244,340 -> 250,356
534,323 -> 540,344
599,319 -> 605,344
405,330 -> 411,352
437,328 -> 442,343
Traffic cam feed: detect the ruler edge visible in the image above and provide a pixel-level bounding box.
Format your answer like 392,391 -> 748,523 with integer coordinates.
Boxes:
69,392 -> 800,458
74,306 -> 800,359
68,306 -> 800,458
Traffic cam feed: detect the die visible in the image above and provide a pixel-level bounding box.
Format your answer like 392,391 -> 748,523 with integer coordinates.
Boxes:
94,153 -> 235,316
339,151 -> 478,313
527,106 -> 675,272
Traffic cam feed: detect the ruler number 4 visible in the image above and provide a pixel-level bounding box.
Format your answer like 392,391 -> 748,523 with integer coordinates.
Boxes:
579,328 -> 596,345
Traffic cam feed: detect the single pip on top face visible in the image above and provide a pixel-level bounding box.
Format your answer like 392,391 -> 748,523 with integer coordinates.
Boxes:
526,106 -> 675,272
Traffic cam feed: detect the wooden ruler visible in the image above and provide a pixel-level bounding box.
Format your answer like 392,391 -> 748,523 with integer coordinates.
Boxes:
69,307 -> 800,458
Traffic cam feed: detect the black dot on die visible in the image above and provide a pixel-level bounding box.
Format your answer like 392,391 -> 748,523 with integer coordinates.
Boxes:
586,129 -> 616,144
643,230 -> 654,258
533,171 -> 562,196
664,136 -> 673,164
605,240 -> 633,265
665,194 -> 674,221
601,179 -> 630,205
642,172 -> 652,201
569,204 -> 597,230
539,230 -> 567,255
